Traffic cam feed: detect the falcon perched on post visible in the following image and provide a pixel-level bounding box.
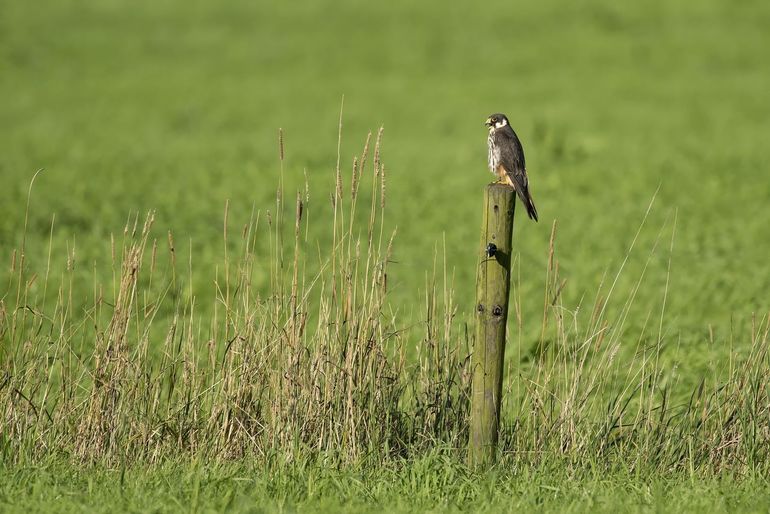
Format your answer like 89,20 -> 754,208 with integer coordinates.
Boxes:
485,113 -> 538,221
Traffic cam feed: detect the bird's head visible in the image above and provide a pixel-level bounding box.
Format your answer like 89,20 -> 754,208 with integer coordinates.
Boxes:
485,113 -> 509,132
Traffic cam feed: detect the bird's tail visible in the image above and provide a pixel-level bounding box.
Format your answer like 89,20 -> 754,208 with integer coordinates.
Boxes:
503,173 -> 539,222
518,187 -> 538,222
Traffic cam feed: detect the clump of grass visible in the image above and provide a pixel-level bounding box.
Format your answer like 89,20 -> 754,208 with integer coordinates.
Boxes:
1,129 -> 769,477
0,127 -> 466,467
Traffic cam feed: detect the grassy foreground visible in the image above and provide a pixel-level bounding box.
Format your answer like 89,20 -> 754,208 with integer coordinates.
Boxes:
2,139 -> 770,512
4,458 -> 770,513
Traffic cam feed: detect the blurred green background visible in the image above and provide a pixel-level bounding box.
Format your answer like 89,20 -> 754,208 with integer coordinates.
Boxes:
2,0 -> 769,349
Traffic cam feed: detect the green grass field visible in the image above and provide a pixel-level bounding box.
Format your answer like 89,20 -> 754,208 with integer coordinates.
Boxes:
2,0 -> 770,512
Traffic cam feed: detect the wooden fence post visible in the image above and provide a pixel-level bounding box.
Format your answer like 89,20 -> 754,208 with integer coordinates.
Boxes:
468,183 -> 515,467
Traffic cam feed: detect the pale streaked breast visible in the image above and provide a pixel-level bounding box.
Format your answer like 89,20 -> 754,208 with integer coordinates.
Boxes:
487,134 -> 501,175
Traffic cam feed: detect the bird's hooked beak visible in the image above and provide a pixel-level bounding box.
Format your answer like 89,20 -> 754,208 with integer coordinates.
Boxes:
484,117 -> 492,127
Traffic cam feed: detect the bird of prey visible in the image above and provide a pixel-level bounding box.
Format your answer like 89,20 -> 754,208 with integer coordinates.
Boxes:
485,113 -> 538,221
